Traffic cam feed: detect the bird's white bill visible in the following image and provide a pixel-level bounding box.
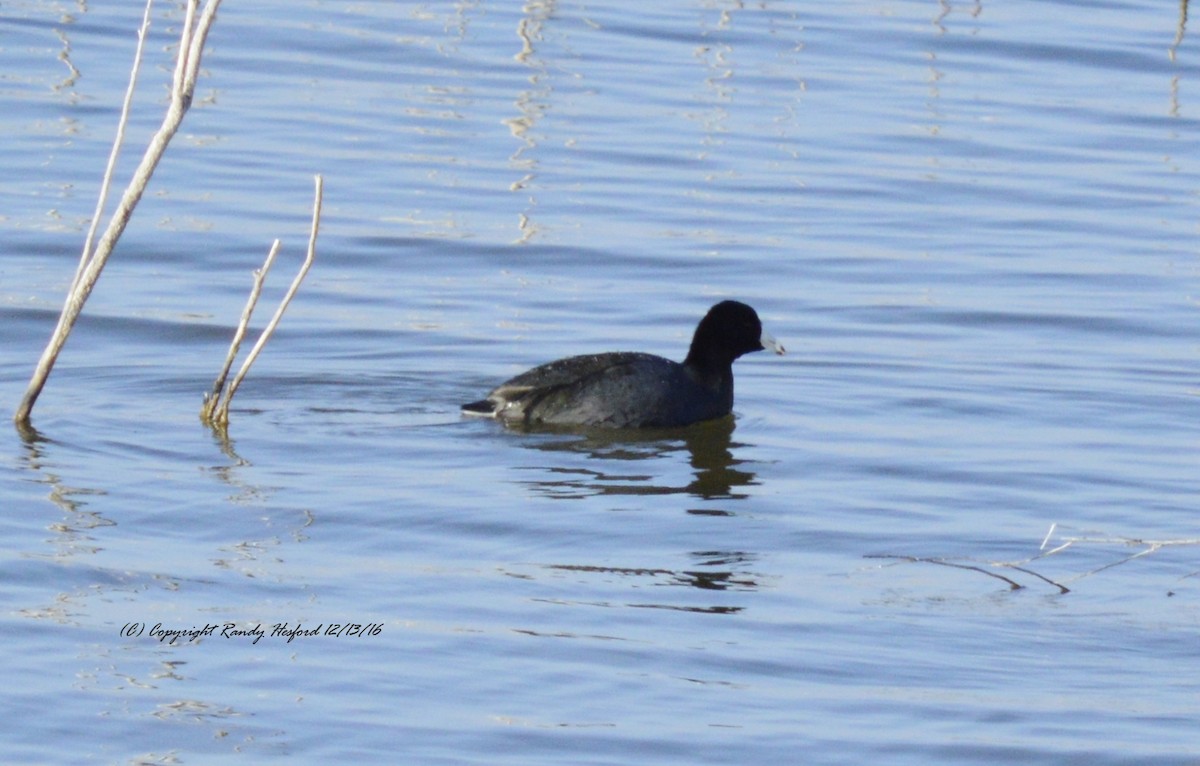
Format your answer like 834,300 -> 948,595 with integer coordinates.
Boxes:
760,329 -> 785,355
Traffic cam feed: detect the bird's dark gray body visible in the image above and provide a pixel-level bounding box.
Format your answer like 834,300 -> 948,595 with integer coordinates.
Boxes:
463,352 -> 732,428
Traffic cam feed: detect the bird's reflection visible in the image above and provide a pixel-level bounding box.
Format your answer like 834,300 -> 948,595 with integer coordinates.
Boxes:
514,416 -> 760,504
505,549 -> 760,616
500,418 -> 768,607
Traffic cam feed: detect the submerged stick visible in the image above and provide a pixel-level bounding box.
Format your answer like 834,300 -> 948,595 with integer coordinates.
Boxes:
203,175 -> 324,428
14,0 -> 224,428
871,526 -> 1200,594
864,554 -> 1025,591
995,564 -> 1070,594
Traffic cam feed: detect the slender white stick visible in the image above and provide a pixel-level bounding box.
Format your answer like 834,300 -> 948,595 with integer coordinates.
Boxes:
1039,523 -> 1057,551
171,0 -> 197,96
213,176 -> 324,426
183,0 -> 221,95
75,0 -> 154,291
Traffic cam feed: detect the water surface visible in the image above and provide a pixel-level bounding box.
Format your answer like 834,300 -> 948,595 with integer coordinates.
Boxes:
1,1 -> 1198,763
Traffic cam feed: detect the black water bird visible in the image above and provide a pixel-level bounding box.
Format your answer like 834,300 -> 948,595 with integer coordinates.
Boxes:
462,300 -> 784,428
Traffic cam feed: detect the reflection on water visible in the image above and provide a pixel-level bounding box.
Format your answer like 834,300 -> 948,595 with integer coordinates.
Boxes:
513,416 -> 760,502
10,411 -> 314,618
498,418 -> 766,613
548,550 -> 758,595
508,0 -> 556,243
931,0 -> 983,34
1170,0 -> 1190,63
1170,0 -> 1191,114
506,548 -> 760,616
4,0 -> 1200,762
8,419 -> 320,755
16,427 -> 115,563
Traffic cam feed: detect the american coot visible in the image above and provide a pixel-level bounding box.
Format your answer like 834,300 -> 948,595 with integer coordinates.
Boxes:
462,300 -> 784,428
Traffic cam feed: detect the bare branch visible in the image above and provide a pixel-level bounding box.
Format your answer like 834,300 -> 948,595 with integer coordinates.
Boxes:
76,0 -> 155,291
14,0 -> 225,427
200,239 -> 283,423
205,176 -> 324,428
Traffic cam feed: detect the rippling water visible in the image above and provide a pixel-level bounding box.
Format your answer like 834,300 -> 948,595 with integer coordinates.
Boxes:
2,1 -> 1199,763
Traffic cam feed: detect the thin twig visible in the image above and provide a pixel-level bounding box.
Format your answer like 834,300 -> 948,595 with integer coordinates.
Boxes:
1039,522 -> 1057,551
183,0 -> 221,95
75,0 -> 155,291
1062,544 -> 1162,583
200,239 -> 282,422
171,0 -> 197,96
1031,539 -> 1075,559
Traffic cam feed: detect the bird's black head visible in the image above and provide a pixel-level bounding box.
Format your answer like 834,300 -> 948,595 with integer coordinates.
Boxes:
685,300 -> 784,371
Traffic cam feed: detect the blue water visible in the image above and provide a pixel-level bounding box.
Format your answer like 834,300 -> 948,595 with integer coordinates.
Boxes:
2,0 -> 1199,763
